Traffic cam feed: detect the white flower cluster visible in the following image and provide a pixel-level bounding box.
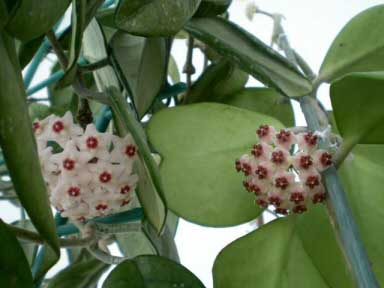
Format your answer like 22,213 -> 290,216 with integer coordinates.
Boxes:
33,112 -> 138,221
236,125 -> 332,215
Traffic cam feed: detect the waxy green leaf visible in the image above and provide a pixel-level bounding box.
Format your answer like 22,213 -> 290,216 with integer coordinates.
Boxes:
115,0 -> 201,36
318,5 -> 384,83
58,0 -> 87,88
5,0 -> 71,42
0,220 -> 33,288
0,31 -> 59,266
147,103 -> 283,227
330,72 -> 384,145
110,31 -> 167,118
213,217 -> 329,288
103,256 -> 205,288
186,60 -> 248,104
223,88 -> 295,127
185,17 -> 312,97
48,258 -> 108,288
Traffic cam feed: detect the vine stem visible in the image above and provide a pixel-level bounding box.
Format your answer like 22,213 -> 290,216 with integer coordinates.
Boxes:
278,27 -> 379,288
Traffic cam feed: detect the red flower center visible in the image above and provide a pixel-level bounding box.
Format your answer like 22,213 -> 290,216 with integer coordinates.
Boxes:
290,192 -> 304,204
121,199 -> 131,207
271,150 -> 285,164
256,198 -> 268,208
255,165 -> 268,179
67,186 -> 80,197
305,175 -> 320,188
86,136 -> 98,149
241,163 -> 252,176
299,155 -> 313,169
268,195 -> 282,206
256,125 -> 269,138
312,192 -> 326,204
275,208 -> 288,215
243,181 -> 260,195
251,144 -> 263,158
33,122 -> 40,133
304,132 -> 318,146
276,129 -> 291,143
52,121 -> 64,133
320,152 -> 332,167
95,204 -> 108,210
125,145 -> 136,157
120,185 -> 131,194
99,171 -> 112,183
293,205 -> 307,214
275,176 -> 289,189
63,158 -> 75,170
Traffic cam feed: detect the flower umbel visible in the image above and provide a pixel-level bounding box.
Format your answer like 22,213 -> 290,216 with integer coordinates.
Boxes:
34,112 -> 139,221
235,124 -> 333,215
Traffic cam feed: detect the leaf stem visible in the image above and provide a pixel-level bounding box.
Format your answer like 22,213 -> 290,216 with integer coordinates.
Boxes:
183,35 -> 195,103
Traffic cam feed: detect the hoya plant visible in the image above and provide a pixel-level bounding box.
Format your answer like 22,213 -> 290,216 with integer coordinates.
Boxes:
0,0 -> 383,287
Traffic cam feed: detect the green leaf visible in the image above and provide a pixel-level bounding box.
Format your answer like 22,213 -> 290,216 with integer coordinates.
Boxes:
12,220 -> 38,266
109,88 -> 167,232
186,60 -> 248,104
297,144 -> 384,287
330,72 -> 384,145
110,31 -> 167,118
0,31 -> 59,261
168,55 -> 180,84
147,103 -> 284,227
115,0 -> 202,36
194,0 -> 232,17
83,20 -> 167,232
223,88 -> 295,127
48,258 -> 109,288
184,17 -> 312,97
213,217 -> 329,288
0,220 -> 34,288
103,255 -> 205,288
58,0 -> 87,88
5,0 -> 71,42
17,36 -> 44,68
28,103 -> 52,121
318,5 -> 384,83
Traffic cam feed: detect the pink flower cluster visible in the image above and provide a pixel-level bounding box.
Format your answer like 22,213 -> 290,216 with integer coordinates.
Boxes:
34,112 -> 138,221
235,125 -> 332,215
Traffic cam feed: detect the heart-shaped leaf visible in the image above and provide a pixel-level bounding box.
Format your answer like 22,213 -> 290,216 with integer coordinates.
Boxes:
0,220 -> 34,288
115,0 -> 202,36
330,72 -> 384,146
147,103 -> 284,227
103,255 -> 205,288
184,17 -> 312,97
110,31 -> 167,118
5,0 -> 71,42
0,30 -> 59,265
318,5 -> 384,83
213,217 -> 329,288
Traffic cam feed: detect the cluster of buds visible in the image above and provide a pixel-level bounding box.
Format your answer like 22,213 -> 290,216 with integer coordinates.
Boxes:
235,125 -> 332,215
33,112 -> 139,221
